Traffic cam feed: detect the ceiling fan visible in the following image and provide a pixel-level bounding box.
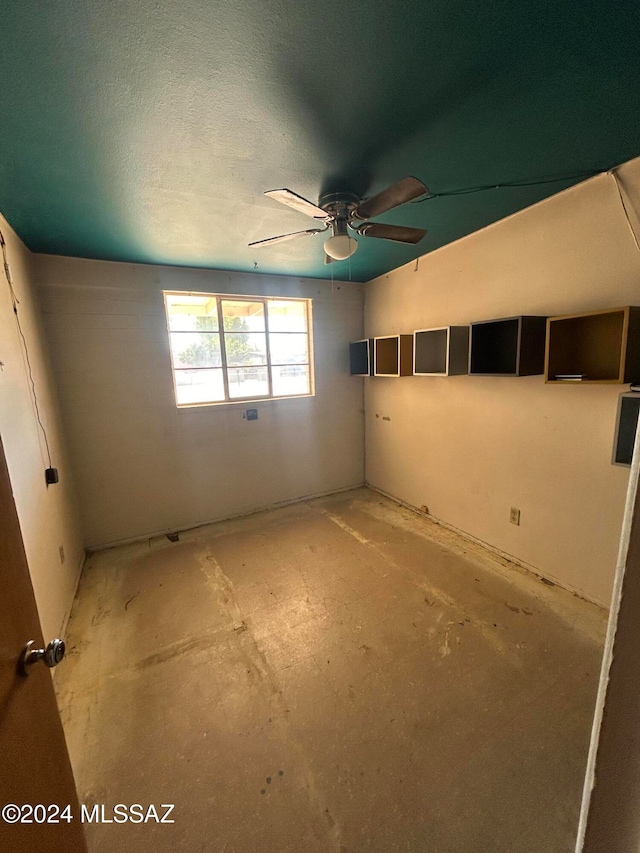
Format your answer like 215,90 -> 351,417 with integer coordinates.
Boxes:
248,176 -> 428,263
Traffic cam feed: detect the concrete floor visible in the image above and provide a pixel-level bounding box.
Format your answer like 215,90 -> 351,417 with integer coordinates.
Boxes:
56,488 -> 607,853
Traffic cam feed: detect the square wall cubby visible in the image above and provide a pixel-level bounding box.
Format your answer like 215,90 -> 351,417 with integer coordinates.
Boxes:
349,339 -> 374,376
374,335 -> 414,377
469,316 -> 547,376
545,307 -> 640,384
414,326 -> 469,376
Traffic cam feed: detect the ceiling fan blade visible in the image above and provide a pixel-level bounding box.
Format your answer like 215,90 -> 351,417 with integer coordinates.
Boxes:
324,254 -> 334,265
355,177 -> 428,220
357,222 -> 427,244
248,228 -> 325,248
264,189 -> 330,220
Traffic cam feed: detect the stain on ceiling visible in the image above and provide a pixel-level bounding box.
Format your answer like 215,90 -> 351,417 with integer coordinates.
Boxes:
0,0 -> 639,282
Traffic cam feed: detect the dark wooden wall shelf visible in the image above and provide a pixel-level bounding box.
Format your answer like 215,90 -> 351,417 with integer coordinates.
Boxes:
414,326 -> 469,376
469,316 -> 547,376
349,339 -> 374,376
374,335 -> 414,377
545,307 -> 640,384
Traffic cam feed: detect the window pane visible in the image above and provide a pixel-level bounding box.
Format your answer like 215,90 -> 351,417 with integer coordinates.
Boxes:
221,300 -> 265,332
166,294 -> 218,331
269,333 -> 308,364
272,365 -> 310,397
175,369 -> 225,405
227,366 -> 269,399
170,332 -> 221,368
267,300 -> 308,332
165,292 -> 313,405
224,332 -> 267,367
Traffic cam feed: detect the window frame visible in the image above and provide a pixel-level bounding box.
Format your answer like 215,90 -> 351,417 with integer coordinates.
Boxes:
163,291 -> 315,408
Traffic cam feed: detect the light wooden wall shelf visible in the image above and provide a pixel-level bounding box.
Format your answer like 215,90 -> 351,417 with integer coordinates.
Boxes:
469,316 -> 547,377
612,392 -> 640,466
545,307 -> 640,384
414,326 -> 469,376
374,335 -> 414,377
349,339 -> 374,376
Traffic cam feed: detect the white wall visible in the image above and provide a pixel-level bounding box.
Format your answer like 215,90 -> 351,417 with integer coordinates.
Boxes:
35,257 -> 364,547
0,214 -> 84,640
365,157 -> 640,608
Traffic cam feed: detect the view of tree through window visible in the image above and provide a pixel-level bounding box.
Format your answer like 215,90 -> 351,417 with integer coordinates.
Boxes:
164,293 -> 313,405
180,316 -> 254,367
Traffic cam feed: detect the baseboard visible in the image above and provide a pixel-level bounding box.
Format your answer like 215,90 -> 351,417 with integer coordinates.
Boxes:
52,551 -> 87,685
57,552 -> 86,639
87,482 -> 367,552
365,482 -> 607,610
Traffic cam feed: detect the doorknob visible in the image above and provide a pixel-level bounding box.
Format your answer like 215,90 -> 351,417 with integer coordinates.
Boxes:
20,639 -> 66,676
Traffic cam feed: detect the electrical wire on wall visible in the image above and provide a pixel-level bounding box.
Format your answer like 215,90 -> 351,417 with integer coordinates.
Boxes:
0,228 -> 55,473
609,170 -> 640,255
410,170 -> 603,204
410,166 -> 640,259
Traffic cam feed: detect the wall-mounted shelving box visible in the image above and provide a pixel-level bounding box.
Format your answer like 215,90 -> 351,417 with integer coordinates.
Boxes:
414,326 -> 469,376
374,335 -> 413,377
349,339 -> 374,376
469,316 -> 547,376
612,392 -> 640,466
545,307 -> 640,384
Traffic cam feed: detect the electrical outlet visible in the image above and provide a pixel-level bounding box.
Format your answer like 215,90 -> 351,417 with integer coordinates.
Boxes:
510,507 -> 521,526
59,545 -> 65,564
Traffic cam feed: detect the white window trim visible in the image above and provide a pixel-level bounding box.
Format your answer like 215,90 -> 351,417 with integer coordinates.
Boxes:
163,291 -> 315,408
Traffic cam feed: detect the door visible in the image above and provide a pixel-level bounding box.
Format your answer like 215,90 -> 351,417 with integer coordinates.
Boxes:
576,420 -> 640,851
0,434 -> 87,852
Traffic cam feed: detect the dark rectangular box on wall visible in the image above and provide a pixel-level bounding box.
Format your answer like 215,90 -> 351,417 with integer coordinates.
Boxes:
349,339 -> 374,376
414,326 -> 469,376
469,316 -> 547,376
613,392 -> 640,467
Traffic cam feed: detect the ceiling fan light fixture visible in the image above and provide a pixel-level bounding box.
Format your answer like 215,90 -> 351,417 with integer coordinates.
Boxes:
324,233 -> 358,260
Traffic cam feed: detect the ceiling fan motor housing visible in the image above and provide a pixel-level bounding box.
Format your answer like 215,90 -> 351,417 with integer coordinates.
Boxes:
318,191 -> 361,227
331,218 -> 350,239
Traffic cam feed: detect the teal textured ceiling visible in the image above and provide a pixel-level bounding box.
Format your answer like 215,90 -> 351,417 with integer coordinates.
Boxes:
0,1 -> 639,282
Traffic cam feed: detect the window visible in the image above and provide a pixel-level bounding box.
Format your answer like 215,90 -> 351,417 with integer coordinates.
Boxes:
164,293 -> 314,406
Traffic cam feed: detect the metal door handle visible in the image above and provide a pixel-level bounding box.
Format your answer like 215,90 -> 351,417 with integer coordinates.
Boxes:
20,639 -> 66,675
